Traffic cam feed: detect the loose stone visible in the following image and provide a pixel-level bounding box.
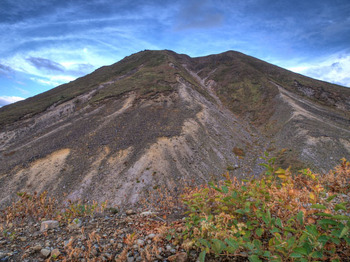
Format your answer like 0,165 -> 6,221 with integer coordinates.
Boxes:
40,220 -> 59,232
40,249 -> 51,258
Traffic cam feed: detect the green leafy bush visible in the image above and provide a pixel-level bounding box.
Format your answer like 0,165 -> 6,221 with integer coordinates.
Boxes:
180,155 -> 350,261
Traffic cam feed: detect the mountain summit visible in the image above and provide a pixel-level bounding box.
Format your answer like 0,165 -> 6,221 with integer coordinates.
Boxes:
0,50 -> 349,206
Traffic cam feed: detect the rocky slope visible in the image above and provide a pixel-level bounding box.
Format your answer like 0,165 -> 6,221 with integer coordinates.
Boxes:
0,50 -> 349,207
0,208 -> 189,262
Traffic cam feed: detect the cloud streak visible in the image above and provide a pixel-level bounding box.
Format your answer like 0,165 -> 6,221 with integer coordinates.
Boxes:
27,57 -> 65,72
0,64 -> 14,77
0,96 -> 24,107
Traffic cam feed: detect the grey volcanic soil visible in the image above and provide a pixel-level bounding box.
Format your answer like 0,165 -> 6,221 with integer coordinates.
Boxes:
0,75 -> 265,207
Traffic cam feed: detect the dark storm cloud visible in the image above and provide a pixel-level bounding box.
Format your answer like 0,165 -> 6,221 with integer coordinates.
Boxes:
26,57 -> 65,72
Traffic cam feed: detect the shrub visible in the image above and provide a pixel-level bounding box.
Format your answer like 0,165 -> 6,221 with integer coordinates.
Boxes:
61,199 -> 107,222
0,191 -> 107,237
179,154 -> 350,261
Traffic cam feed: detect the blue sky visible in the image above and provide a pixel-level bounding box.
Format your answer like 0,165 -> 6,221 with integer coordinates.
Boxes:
1,0 -> 350,107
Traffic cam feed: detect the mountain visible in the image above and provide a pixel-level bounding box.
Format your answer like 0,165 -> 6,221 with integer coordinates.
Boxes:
0,50 -> 349,207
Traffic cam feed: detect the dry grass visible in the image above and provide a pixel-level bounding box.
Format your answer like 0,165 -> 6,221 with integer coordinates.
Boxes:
0,191 -> 107,230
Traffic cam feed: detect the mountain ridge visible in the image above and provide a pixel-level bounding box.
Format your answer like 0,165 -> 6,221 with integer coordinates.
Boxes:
0,50 -> 349,207
1,50 -> 349,126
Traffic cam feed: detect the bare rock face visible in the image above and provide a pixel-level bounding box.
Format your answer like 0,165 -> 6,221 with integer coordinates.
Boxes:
0,50 -> 349,207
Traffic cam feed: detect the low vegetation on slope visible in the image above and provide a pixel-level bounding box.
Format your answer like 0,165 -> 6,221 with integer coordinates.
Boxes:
180,155 -> 350,261
0,155 -> 349,261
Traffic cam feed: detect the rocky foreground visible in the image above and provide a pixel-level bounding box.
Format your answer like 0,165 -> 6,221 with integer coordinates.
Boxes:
0,207 -> 198,262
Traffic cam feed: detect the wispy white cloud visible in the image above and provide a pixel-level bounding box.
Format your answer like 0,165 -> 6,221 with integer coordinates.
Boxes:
288,52 -> 350,87
15,86 -> 30,95
0,19 -> 162,90
0,96 -> 24,107
30,75 -> 76,87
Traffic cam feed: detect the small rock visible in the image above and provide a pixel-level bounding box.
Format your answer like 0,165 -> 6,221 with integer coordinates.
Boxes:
40,220 -> 59,232
117,243 -> 123,249
0,252 -> 6,259
19,237 -> 27,242
109,208 -> 119,214
32,245 -> 42,252
166,245 -> 172,251
168,252 -> 187,262
68,218 -> 82,230
136,239 -> 144,246
126,210 -> 135,215
146,233 -> 156,239
32,231 -> 40,237
156,254 -> 163,259
51,249 -> 60,258
127,257 -> 135,262
64,237 -> 74,247
91,249 -> 98,256
40,249 -> 51,258
25,248 -> 33,254
140,211 -> 158,217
